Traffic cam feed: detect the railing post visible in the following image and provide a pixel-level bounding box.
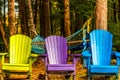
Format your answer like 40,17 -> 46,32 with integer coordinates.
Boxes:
118,65 -> 120,80
82,28 -> 87,51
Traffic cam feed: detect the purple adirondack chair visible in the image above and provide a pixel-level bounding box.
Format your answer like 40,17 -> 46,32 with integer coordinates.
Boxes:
40,36 -> 81,80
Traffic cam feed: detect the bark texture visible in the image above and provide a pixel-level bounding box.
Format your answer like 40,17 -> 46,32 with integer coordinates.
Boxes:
96,0 -> 107,30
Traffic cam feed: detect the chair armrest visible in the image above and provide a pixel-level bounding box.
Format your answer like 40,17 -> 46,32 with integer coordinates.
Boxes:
0,53 -> 8,64
0,53 -> 8,56
29,53 -> 38,57
82,50 -> 91,68
28,53 -> 38,73
112,51 -> 120,56
112,51 -> 120,65
82,50 -> 91,57
29,53 -> 38,64
39,54 -> 48,57
68,54 -> 81,65
39,54 -> 48,66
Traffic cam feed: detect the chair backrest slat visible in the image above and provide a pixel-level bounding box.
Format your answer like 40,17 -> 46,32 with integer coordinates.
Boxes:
10,34 -> 31,64
90,30 -> 113,65
45,36 -> 67,64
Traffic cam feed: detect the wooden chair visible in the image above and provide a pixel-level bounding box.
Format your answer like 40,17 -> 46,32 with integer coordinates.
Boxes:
40,36 -> 81,80
82,29 -> 120,80
0,34 -> 38,80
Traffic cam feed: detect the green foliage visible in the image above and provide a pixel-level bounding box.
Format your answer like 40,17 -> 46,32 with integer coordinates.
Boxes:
0,0 -> 4,15
51,1 -> 62,19
108,21 -> 120,51
0,35 -> 3,44
107,0 -> 120,51
70,0 -> 95,19
50,0 -> 96,35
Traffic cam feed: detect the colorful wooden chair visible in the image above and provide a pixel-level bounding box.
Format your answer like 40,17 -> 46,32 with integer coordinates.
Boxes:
82,30 -> 120,80
40,36 -> 81,80
0,34 -> 38,80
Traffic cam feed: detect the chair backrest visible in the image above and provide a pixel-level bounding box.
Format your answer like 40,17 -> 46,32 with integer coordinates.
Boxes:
45,36 -> 67,64
90,30 -> 113,65
10,34 -> 31,64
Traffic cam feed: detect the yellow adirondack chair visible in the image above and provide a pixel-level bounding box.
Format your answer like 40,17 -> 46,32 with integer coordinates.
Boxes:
0,34 -> 38,80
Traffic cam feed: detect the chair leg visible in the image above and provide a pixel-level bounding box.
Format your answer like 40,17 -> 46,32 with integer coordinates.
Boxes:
65,75 -> 70,79
88,75 -> 91,80
73,75 -> 76,80
66,74 -> 75,80
0,75 -> 4,80
45,74 -> 48,80
28,72 -> 32,80
28,75 -> 32,80
87,71 -> 91,80
116,74 -> 118,80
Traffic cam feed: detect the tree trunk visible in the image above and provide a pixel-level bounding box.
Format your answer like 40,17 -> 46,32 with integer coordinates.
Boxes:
63,0 -> 71,37
34,0 -> 40,34
50,0 -> 53,34
113,1 -> 116,22
96,0 -> 107,30
40,0 -> 50,37
74,0 -> 84,32
8,0 -> 16,36
58,0 -> 64,36
70,10 -> 75,34
75,12 -> 83,32
40,0 -> 44,37
0,18 -> 8,50
4,0 -> 6,27
18,0 -> 29,36
118,0 -> 120,20
27,0 -> 37,38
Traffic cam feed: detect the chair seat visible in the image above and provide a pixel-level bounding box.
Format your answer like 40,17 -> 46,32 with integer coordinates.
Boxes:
2,63 -> 30,71
90,65 -> 118,73
47,64 -> 75,72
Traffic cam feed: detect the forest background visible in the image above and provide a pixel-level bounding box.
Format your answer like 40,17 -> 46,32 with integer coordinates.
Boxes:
0,0 -> 120,52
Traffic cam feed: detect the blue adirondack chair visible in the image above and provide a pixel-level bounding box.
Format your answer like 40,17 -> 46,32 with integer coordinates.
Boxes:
82,29 -> 120,80
40,36 -> 81,80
